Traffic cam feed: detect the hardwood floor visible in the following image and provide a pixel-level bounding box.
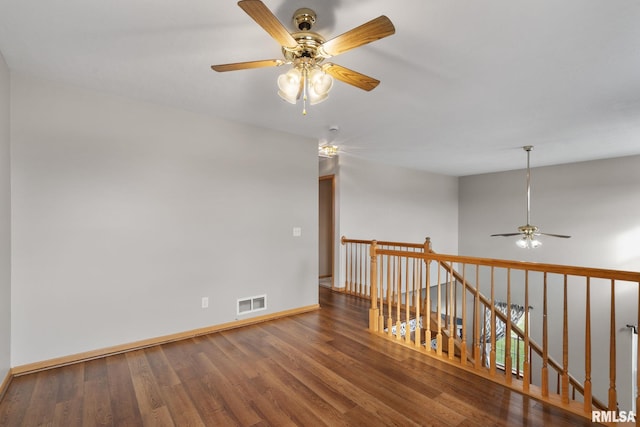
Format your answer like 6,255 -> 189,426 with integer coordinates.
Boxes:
0,287 -> 596,426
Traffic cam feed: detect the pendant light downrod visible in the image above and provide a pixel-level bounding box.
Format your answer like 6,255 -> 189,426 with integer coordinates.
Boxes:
524,145 -> 533,226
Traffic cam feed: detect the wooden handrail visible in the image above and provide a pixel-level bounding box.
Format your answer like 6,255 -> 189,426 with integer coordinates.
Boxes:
342,236 -> 425,249
424,252 -> 640,282
343,237 -> 640,281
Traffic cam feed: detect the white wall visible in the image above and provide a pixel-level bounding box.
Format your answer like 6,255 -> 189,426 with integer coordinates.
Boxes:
10,74 -> 318,366
0,51 -> 11,381
336,155 -> 459,286
459,156 -> 640,270
459,155 -> 640,411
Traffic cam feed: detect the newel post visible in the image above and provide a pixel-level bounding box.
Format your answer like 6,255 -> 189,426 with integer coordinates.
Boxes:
369,240 -> 379,332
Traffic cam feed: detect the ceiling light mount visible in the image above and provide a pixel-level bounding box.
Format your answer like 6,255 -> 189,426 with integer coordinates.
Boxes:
293,8 -> 316,31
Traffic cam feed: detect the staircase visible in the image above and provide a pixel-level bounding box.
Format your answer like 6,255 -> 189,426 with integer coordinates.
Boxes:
341,237 -> 640,423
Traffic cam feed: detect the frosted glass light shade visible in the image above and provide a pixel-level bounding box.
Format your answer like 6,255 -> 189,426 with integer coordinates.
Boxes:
516,237 -> 542,249
308,68 -> 332,105
277,68 -> 302,104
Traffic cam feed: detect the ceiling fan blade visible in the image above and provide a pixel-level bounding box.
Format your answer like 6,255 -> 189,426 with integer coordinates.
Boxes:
320,15 -> 395,57
322,63 -> 380,91
211,59 -> 285,72
238,0 -> 298,49
490,233 -> 524,237
540,232 -> 572,239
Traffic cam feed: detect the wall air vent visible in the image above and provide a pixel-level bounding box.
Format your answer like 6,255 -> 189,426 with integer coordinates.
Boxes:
237,295 -> 267,315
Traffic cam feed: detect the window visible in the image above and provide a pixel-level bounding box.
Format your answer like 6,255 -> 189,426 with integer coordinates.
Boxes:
495,313 -> 528,375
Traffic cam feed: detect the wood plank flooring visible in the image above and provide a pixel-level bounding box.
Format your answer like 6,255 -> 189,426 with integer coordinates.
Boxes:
0,287 -> 597,426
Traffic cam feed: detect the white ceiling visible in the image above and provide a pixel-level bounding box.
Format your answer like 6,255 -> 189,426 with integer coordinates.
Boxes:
1,0 -> 639,176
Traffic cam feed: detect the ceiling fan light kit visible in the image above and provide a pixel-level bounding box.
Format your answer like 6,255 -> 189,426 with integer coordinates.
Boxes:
276,59 -> 334,110
211,0 -> 395,115
491,146 -> 571,249
318,144 -> 338,158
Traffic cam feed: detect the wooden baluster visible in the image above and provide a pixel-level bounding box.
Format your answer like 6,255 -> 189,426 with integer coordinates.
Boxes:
353,242 -> 357,295
387,255 -> 393,337
368,241 -> 378,332
584,277 -> 592,412
392,253 -> 397,305
413,258 -> 418,312
561,274 -> 569,404
345,241 -> 350,292
523,270 -> 530,392
415,258 -> 422,349
350,242 -> 355,294
445,265 -> 449,330
378,250 -> 385,331
474,266 -> 481,369
453,265 -> 458,341
608,279 -> 617,411
448,261 -> 455,360
460,263 -> 467,365
356,244 -> 366,295
515,336 -> 521,378
350,243 -> 355,295
353,243 -> 362,295
505,268 -> 512,385
436,264 -> 443,356
416,258 -> 420,311
490,267 -> 496,376
405,257 -> 410,344
425,243 -> 432,353
362,244 -> 372,297
482,306 -> 487,368
542,272 -> 549,397
378,253 -> 384,332
395,256 -> 401,340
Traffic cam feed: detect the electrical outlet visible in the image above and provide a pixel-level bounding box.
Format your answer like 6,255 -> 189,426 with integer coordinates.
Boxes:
201,297 -> 209,309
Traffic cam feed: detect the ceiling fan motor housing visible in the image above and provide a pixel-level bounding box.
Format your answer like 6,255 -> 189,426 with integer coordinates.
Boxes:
282,31 -> 326,64
518,224 -> 538,236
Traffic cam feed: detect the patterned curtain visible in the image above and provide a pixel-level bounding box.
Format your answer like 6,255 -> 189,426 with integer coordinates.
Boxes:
482,302 -> 526,357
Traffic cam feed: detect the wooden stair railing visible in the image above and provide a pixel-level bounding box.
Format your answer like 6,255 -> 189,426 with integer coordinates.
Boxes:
432,250 -> 608,411
341,236 -> 639,422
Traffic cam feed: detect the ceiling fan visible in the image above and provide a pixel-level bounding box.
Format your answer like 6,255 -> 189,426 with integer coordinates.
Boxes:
211,0 -> 395,114
491,146 -> 571,248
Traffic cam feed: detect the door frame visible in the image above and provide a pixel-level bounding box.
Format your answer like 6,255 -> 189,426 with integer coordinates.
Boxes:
319,174 -> 335,288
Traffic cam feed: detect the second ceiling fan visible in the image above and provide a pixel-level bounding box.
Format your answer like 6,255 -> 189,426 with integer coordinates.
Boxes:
211,0 -> 395,112
491,146 -> 571,248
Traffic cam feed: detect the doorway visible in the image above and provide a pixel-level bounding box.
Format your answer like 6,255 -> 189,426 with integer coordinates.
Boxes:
319,175 -> 334,288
